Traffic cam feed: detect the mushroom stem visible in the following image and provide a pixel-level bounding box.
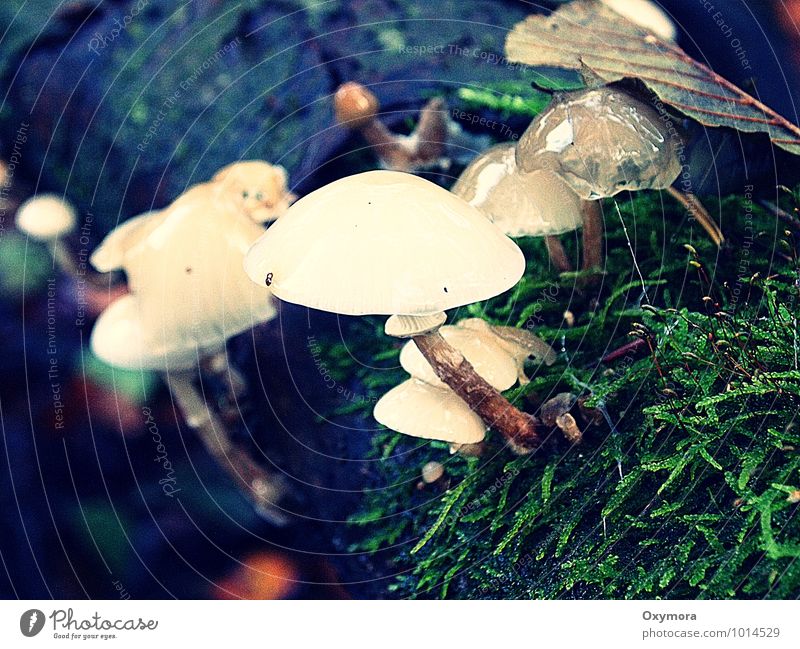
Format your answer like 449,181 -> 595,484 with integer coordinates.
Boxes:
412,331 -> 542,453
667,187 -> 724,246
203,352 -> 248,416
49,240 -> 81,278
544,235 -> 573,273
166,370 -> 287,524
407,97 -> 447,166
581,200 -> 604,276
359,119 -> 411,168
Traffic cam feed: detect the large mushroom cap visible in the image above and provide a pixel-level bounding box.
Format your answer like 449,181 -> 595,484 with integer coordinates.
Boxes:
374,378 -> 487,444
16,194 -> 77,240
452,142 -> 583,237
399,324 -> 519,391
517,87 -> 683,199
91,185 -> 276,370
244,170 -> 525,316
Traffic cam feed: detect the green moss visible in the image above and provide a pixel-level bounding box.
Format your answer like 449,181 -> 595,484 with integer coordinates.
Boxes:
319,174 -> 800,598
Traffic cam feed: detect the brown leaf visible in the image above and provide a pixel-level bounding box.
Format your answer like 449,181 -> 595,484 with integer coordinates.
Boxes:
505,0 -> 800,155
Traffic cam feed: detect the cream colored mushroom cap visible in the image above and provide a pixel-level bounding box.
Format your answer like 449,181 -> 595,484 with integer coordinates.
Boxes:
90,210 -> 166,273
517,87 -> 682,199
458,317 -> 556,366
91,184 -> 276,368
602,0 -> 677,41
452,143 -> 582,237
374,378 -> 487,444
90,293 -> 213,370
244,170 -> 525,316
16,194 -> 77,240
400,324 -> 519,391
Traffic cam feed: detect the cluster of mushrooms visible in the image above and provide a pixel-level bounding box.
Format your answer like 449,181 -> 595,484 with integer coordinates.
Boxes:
14,71 -> 725,518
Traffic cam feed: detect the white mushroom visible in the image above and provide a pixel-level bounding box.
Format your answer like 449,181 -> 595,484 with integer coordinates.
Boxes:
399,324 -> 520,391
374,378 -> 487,445
452,141 -> 584,272
91,185 -> 276,370
90,179 -> 283,520
457,317 -> 556,384
16,194 -> 76,240
452,142 -> 582,238
517,87 -> 683,199
245,170 -> 543,453
16,194 -> 79,277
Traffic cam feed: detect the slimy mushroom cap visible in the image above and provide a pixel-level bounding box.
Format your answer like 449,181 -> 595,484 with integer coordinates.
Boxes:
452,142 -> 583,237
517,87 -> 683,199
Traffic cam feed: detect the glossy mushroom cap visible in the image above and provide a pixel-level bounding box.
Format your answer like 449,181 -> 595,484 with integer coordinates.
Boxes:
517,87 -> 683,199
399,324 -> 520,391
452,142 -> 583,237
212,160 -> 297,223
374,378 -> 487,444
334,82 -> 380,127
16,194 -> 77,240
90,184 -> 276,371
244,170 -> 525,317
602,0 -> 677,41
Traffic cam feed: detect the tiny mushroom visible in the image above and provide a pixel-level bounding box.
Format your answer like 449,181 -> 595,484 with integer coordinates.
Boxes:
333,81 -> 448,172
244,170 -> 544,453
517,87 -> 723,257
399,323 -> 521,391
451,141 -> 583,272
90,178 -> 284,522
15,194 -> 79,276
212,160 -> 297,223
421,460 -> 445,485
374,378 -> 487,446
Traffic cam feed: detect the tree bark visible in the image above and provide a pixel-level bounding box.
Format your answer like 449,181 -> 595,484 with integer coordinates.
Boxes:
412,332 -> 542,453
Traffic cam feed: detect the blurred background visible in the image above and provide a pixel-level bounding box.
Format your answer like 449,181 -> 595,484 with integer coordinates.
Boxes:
0,0 -> 799,599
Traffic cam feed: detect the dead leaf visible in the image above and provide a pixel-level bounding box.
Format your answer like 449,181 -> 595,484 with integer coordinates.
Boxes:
505,0 -> 800,155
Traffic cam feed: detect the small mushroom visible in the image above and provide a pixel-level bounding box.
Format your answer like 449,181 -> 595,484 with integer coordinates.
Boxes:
539,392 -> 582,444
245,170 -> 544,453
90,180 -> 284,521
374,378 -> 487,446
333,82 -> 448,171
399,324 -> 520,391
458,317 -> 556,384
601,0 -> 677,41
15,194 -> 78,277
518,87 -> 722,253
451,142 -> 583,272
421,460 -> 445,485
212,160 -> 296,223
